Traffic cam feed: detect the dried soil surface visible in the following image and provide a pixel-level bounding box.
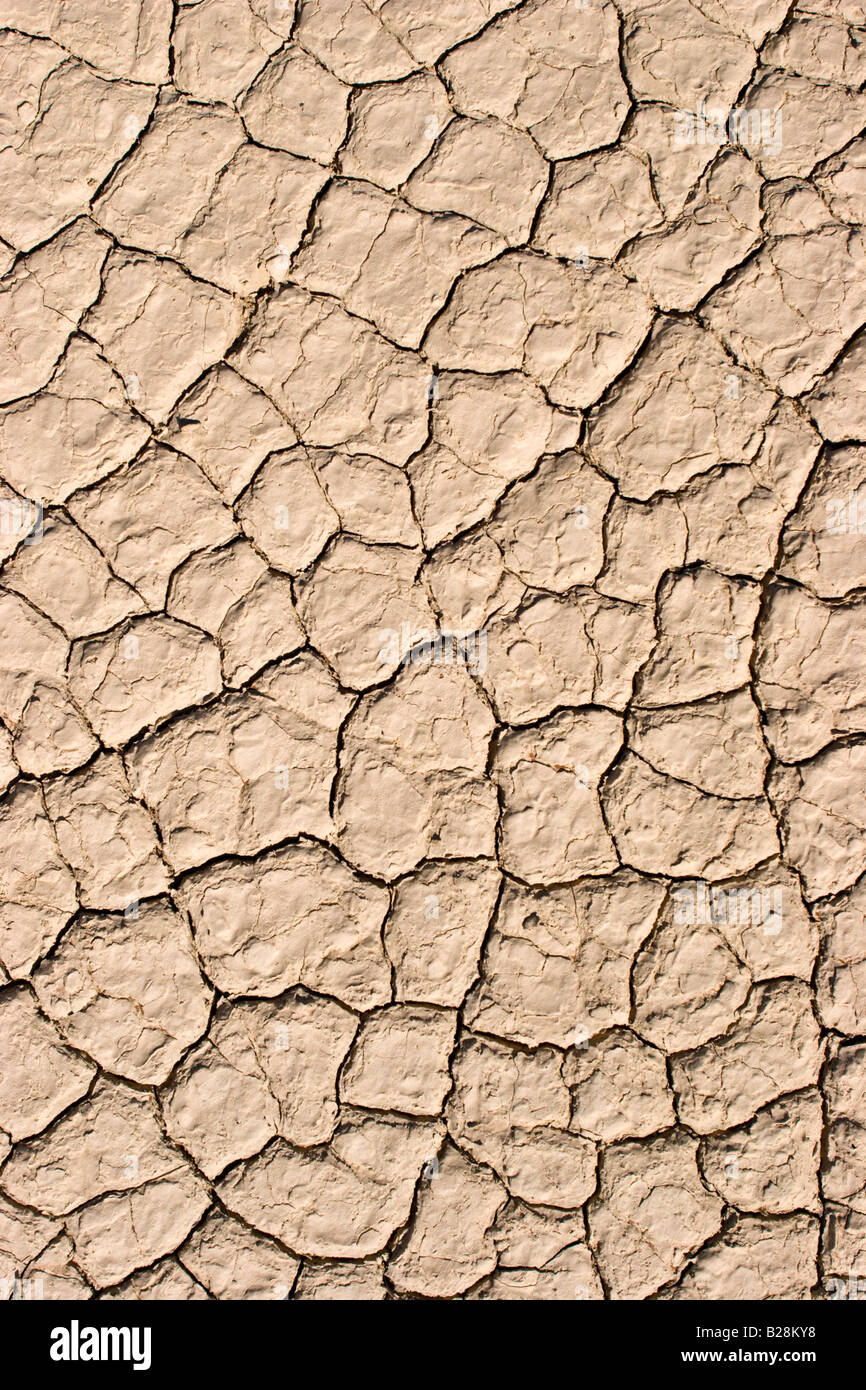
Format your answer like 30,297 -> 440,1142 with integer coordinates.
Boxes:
1,0 -> 865,1302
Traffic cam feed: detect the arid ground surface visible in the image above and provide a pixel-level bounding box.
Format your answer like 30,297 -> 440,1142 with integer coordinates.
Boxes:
0,0 -> 865,1302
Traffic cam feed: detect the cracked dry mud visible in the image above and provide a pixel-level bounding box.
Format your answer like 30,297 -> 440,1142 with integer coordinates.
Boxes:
0,0 -> 865,1306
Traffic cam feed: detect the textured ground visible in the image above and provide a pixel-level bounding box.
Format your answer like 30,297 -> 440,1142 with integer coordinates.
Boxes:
0,0 -> 865,1303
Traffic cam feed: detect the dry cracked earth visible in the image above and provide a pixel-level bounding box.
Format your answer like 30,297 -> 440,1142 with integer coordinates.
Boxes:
0,0 -> 865,1305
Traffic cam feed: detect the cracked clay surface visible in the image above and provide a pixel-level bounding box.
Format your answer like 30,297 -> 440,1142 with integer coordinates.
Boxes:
0,0 -> 865,1303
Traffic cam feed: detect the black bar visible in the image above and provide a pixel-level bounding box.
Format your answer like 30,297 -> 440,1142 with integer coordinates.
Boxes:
1,1297 -> 857,1378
